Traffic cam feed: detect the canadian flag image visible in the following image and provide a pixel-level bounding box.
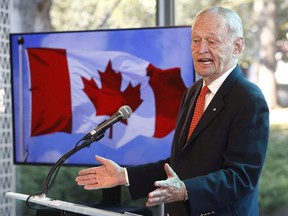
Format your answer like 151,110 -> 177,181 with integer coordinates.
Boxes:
26,48 -> 188,149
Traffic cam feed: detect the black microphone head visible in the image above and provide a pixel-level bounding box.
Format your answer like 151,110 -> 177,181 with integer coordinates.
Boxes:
119,105 -> 132,119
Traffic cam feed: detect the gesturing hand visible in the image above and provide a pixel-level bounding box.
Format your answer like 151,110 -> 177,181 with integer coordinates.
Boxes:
75,155 -> 127,190
146,163 -> 187,207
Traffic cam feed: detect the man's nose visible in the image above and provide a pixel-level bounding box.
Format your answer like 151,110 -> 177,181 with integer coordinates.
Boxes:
198,41 -> 209,54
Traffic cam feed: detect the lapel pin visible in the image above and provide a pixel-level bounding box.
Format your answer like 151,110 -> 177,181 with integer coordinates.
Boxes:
213,108 -> 217,111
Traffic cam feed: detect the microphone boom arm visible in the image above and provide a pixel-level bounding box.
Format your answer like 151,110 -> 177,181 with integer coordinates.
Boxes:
40,105 -> 132,198
41,132 -> 105,198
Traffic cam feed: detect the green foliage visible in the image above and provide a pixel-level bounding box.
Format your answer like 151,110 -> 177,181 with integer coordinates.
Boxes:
50,0 -> 156,31
15,165 -> 149,215
16,165 -> 103,215
259,123 -> 288,215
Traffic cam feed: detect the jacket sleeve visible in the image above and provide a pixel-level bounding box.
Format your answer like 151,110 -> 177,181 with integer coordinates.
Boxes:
127,159 -> 169,200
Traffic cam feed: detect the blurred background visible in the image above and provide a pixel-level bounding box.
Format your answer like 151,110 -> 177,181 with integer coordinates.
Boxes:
1,0 -> 288,215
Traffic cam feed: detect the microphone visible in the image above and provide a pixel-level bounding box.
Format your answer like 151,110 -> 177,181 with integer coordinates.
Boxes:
82,105 -> 132,140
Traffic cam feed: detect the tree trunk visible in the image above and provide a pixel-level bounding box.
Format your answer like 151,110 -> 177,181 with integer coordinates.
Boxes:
250,0 -> 278,108
12,0 -> 52,33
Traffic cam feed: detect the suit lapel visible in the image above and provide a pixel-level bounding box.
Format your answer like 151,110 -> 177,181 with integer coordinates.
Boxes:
181,98 -> 225,152
180,66 -> 242,153
173,81 -> 202,157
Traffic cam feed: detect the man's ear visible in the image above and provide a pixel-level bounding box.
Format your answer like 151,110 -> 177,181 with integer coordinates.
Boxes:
233,37 -> 244,57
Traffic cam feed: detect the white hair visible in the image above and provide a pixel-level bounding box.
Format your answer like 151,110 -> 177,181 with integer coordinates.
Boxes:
192,6 -> 243,38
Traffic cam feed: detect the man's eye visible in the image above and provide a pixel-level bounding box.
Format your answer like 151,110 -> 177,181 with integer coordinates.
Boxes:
208,40 -> 217,47
193,39 -> 200,44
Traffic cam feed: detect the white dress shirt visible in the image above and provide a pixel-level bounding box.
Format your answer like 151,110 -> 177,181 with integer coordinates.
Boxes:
204,65 -> 236,110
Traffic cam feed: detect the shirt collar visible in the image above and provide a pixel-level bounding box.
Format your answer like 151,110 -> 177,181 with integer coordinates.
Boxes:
204,65 -> 236,95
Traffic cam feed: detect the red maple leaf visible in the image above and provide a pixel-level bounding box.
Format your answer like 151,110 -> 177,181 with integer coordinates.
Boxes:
81,60 -> 143,137
146,63 -> 187,138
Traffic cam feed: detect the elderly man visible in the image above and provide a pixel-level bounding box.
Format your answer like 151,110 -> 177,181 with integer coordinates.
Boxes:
76,6 -> 269,216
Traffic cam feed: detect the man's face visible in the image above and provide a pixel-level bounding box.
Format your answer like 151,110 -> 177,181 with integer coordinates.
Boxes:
191,12 -> 239,83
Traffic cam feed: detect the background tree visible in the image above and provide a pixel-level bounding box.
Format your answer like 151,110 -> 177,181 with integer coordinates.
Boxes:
176,0 -> 287,108
249,0 -> 278,108
50,0 -> 156,31
13,0 -> 53,32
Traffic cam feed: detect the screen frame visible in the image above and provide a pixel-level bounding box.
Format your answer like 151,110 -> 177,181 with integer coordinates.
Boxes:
10,26 -> 195,167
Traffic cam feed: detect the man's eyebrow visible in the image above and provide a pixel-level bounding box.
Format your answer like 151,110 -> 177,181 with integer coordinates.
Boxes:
192,31 -> 221,39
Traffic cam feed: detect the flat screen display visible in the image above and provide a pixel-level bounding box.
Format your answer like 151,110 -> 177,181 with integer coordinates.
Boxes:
10,26 -> 195,166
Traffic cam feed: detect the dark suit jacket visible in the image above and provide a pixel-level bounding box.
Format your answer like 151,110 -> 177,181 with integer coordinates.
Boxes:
127,65 -> 269,216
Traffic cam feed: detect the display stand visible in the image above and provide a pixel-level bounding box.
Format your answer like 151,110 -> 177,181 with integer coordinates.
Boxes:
5,192 -> 141,216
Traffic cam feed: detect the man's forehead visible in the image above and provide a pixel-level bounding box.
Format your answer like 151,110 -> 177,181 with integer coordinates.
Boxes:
192,13 -> 228,34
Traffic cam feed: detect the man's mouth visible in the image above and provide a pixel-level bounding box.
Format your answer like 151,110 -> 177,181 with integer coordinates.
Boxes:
197,58 -> 213,65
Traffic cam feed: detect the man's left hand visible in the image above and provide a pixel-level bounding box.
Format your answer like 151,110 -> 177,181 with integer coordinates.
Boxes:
146,163 -> 187,207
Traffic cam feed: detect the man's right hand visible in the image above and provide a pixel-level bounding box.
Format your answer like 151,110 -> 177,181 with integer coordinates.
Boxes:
75,155 -> 127,190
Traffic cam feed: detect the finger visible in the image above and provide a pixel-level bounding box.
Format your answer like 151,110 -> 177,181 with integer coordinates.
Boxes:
146,198 -> 162,207
146,196 -> 163,207
84,184 -> 101,190
76,173 -> 95,181
148,188 -> 168,198
164,163 -> 177,178
95,155 -> 110,165
76,176 -> 98,186
154,164 -> 177,187
77,179 -> 97,186
76,173 -> 96,181
146,192 -> 168,207
78,167 -> 96,175
154,179 -> 168,187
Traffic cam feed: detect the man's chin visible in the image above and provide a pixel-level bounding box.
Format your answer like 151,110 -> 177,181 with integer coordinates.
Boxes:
195,68 -> 214,77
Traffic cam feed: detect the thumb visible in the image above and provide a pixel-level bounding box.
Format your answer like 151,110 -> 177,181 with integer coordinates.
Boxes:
95,155 -> 110,165
164,163 -> 177,178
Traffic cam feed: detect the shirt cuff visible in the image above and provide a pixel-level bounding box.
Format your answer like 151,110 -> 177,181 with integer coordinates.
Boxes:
124,167 -> 130,186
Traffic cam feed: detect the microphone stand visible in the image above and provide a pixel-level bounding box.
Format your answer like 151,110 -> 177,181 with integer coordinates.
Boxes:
40,132 -> 105,199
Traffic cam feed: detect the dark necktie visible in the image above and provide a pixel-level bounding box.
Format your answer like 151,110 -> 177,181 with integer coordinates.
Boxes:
187,86 -> 210,140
